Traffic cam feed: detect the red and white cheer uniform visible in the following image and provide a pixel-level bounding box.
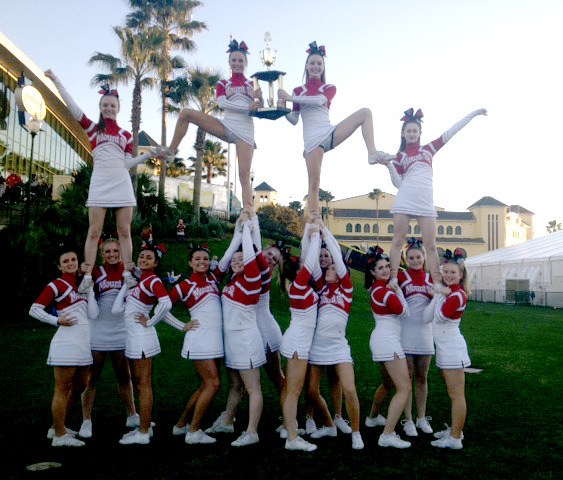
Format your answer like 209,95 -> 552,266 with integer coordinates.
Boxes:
216,73 -> 255,146
398,268 -> 434,356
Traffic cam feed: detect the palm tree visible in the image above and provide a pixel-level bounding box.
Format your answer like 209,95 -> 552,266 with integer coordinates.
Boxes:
289,200 -> 303,215
126,0 -> 206,205
368,188 -> 385,242
187,140 -> 227,183
89,26 -> 163,159
319,188 -> 335,227
166,67 -> 221,223
546,220 -> 562,233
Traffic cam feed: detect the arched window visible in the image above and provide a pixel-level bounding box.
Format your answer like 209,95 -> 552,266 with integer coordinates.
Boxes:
447,226 -> 453,235
438,225 -> 444,235
415,225 -> 420,234
346,223 -> 352,233
455,226 -> 462,235
355,223 -> 362,233
388,224 -> 394,234
372,224 -> 379,233
407,225 -> 412,234
364,224 -> 370,233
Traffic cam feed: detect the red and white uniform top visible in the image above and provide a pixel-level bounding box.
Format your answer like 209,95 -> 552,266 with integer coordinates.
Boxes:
316,274 -> 353,337
30,273 -> 88,327
216,72 -> 255,146
170,271 -> 222,330
289,78 -> 337,154
221,254 -> 262,331
79,116 -> 133,168
256,252 -> 273,295
124,270 -> 170,326
434,284 -> 467,325
370,279 -> 409,322
288,262 -> 320,327
94,263 -> 124,297
398,268 -> 433,321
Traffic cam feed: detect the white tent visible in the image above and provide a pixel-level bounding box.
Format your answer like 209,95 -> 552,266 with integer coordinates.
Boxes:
465,231 -> 563,308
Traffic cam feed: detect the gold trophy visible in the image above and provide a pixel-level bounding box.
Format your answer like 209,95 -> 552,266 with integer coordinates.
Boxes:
249,32 -> 291,120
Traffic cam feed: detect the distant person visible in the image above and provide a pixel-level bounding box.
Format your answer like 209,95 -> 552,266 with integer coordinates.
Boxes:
376,107 -> 486,291
278,41 -> 390,221
164,39 -> 262,221
424,250 -> 472,450
176,218 -> 186,243
28,245 -> 98,447
44,70 -> 163,294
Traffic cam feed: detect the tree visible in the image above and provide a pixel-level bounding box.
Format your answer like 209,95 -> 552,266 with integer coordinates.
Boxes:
89,26 -> 163,159
288,200 -> 303,215
319,188 -> 335,226
187,140 -> 227,183
368,188 -> 385,242
546,220 -> 562,233
166,67 -> 221,223
126,0 -> 206,206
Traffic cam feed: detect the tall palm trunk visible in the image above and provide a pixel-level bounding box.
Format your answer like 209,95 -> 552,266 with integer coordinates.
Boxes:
192,127 -> 206,223
130,80 -> 142,189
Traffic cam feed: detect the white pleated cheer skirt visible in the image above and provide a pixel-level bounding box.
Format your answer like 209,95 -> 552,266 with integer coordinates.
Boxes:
391,186 -> 436,218
433,322 -> 471,369
48,304 -> 92,367
89,296 -> 126,351
224,325 -> 266,370
308,333 -> 352,366
256,294 -> 283,353
181,325 -> 224,360
124,300 -> 160,359
400,317 -> 435,356
87,164 -> 136,208
370,317 -> 405,362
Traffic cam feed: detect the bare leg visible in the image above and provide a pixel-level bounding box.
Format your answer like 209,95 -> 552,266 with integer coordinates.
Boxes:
84,207 -> 107,274
382,357 -> 411,435
52,366 -> 76,436
418,216 -> 441,284
81,351 -> 106,421
109,350 -> 136,417
132,358 -> 153,433
263,348 -> 284,394
282,355 -> 309,441
306,365 -> 333,427
239,368 -> 263,434
189,359 -> 221,432
389,213 -> 410,281
403,355 -> 415,421
304,148 -> 324,220
442,369 -> 466,439
223,369 -> 245,425
332,108 -> 376,155
168,108 -> 228,154
368,363 -> 393,417
326,364 -> 343,417
115,207 -> 134,270
335,363 -> 360,432
414,355 -> 432,419
235,141 -> 254,213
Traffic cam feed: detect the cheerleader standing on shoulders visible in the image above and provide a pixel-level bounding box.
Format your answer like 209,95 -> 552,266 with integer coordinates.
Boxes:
366,247 -> 412,448
165,39 -> 262,220
112,242 -> 182,445
307,227 -> 364,450
424,250 -> 471,450
206,221 -> 265,447
79,238 -> 138,439
397,238 -> 435,437
280,223 -> 322,452
168,243 -> 224,444
376,107 -> 486,289
278,41 -> 390,221
44,70 -> 161,293
29,245 -> 98,447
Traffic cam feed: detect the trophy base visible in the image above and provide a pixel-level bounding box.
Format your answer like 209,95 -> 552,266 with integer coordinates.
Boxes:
249,107 -> 291,120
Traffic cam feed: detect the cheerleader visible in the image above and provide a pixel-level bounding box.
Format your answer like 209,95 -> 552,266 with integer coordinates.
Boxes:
424,250 -> 471,449
365,248 -> 412,448
78,238 -> 138,439
280,224 -> 321,452
278,41 -> 389,221
168,243 -> 224,445
29,245 -> 98,447
379,107 -> 486,289
305,227 -> 363,449
165,39 -> 262,219
44,70 -> 161,294
112,242 -> 182,445
397,238 -> 435,437
206,221 -> 264,447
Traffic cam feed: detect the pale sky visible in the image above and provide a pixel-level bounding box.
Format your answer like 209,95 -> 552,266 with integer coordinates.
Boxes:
2,0 -> 562,237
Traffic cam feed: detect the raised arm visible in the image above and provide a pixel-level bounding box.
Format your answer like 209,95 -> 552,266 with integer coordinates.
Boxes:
322,226 -> 346,278
217,227 -> 243,273
386,161 -> 403,189
441,109 -> 487,144
86,287 -> 99,319
124,148 -> 158,169
303,228 -> 321,281
111,284 -> 128,315
44,70 -> 83,121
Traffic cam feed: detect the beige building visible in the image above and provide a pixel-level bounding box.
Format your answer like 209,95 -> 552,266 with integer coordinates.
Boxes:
323,192 -> 534,258
253,181 -> 277,210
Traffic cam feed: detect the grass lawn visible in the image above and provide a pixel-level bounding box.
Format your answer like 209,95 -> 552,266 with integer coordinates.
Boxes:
2,239 -> 562,479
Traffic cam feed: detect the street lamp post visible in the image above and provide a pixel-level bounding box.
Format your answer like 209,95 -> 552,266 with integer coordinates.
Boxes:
24,116 -> 42,226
